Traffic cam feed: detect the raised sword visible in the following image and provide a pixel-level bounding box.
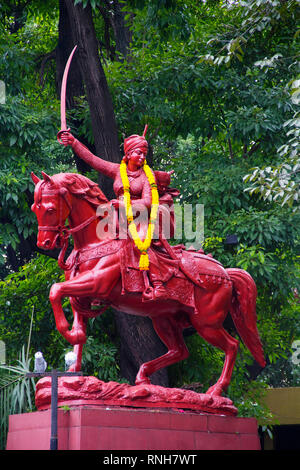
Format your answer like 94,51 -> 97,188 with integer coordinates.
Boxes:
57,45 -> 77,144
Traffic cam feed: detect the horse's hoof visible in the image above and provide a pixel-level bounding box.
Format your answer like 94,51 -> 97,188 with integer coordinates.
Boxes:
68,363 -> 81,372
135,377 -> 151,386
206,384 -> 223,397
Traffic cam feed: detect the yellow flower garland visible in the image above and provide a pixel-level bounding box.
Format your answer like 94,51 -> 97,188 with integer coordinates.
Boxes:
120,159 -> 159,270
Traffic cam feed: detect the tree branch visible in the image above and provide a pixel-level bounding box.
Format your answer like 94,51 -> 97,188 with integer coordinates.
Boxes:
97,0 -> 131,61
211,92 -> 235,161
242,140 -> 261,159
227,136 -> 234,161
247,140 -> 261,157
97,3 -> 115,60
38,49 -> 56,89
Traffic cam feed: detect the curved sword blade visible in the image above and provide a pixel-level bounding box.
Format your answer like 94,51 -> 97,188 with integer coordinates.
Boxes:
57,45 -> 77,142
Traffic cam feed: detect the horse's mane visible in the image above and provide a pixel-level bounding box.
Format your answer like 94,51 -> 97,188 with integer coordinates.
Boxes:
40,172 -> 108,207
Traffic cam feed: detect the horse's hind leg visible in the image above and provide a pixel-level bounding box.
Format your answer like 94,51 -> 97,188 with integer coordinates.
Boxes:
190,318 -> 239,396
135,315 -> 189,385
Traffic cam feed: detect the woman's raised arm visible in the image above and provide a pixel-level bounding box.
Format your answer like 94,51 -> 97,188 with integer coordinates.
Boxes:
60,132 -> 119,179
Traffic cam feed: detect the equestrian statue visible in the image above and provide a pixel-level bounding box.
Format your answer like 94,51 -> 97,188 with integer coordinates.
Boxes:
30,47 -> 265,413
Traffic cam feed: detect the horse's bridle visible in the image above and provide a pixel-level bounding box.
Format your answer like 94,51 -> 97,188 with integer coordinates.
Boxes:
38,186 -> 98,270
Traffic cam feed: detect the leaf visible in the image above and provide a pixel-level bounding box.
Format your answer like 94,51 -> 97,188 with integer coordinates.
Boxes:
9,135 -> 17,146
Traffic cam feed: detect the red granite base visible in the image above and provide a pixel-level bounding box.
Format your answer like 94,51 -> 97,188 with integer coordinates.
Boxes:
6,405 -> 261,451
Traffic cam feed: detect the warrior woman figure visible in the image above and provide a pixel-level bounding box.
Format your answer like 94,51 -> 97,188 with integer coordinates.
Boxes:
59,126 -> 178,300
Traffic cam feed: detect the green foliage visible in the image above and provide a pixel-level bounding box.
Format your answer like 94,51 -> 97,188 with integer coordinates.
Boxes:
243,109 -> 300,208
0,254 -> 65,366
74,0 -> 101,10
80,335 -> 124,383
0,3 -> 70,271
227,379 -> 274,425
0,95 -> 73,270
0,346 -> 35,414
126,0 -> 194,42
0,345 -> 36,450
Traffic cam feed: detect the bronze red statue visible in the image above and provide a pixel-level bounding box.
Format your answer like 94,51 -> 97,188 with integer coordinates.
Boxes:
30,164 -> 265,390
30,47 -> 265,414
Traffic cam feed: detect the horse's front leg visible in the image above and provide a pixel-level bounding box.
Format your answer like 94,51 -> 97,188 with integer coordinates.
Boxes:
69,340 -> 86,372
49,260 -> 120,345
66,298 -> 88,371
49,271 -> 98,345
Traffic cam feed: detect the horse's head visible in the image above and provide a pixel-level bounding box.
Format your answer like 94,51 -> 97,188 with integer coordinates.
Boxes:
31,171 -> 72,250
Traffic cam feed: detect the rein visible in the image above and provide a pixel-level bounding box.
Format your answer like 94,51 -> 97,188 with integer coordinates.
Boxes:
38,186 -> 98,270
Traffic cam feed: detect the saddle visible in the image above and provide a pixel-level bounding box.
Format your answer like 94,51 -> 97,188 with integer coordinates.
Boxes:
119,240 -> 231,308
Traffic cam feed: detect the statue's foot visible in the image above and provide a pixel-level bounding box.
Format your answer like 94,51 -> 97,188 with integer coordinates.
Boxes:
143,284 -> 168,301
153,284 -> 168,299
142,287 -> 154,301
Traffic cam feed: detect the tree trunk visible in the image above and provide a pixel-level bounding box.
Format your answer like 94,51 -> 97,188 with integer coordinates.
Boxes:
109,0 -> 132,60
98,0 -> 132,61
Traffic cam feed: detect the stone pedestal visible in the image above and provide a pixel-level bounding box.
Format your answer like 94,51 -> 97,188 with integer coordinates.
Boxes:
6,405 -> 261,451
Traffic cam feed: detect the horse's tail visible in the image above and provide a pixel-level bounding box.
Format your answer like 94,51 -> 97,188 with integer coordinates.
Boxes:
226,268 -> 266,367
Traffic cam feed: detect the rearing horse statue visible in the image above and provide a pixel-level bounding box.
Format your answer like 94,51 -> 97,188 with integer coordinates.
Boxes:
31,170 -> 265,397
